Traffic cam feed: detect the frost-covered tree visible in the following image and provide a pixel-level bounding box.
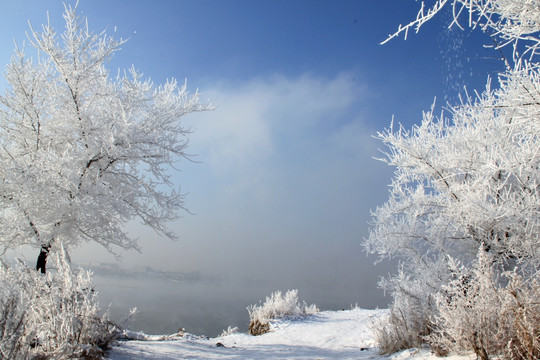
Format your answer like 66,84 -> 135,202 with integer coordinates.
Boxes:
367,1 -> 540,357
0,5 -> 209,273
368,65 -> 540,273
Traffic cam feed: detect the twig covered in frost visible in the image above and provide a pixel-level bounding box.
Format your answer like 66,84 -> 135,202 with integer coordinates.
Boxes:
383,0 -> 540,62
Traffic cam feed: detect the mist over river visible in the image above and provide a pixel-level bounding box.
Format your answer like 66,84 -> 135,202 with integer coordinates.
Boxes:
91,265 -> 389,337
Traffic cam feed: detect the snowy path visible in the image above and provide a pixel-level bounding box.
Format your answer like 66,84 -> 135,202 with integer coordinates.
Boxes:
107,308 -> 473,360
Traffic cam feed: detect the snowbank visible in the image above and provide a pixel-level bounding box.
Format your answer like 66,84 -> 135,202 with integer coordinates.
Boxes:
107,308 -> 475,359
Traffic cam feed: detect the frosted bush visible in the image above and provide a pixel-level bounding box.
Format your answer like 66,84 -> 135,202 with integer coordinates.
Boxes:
247,289 -> 319,335
219,326 -> 239,337
0,291 -> 27,359
499,271 -> 540,360
429,250 -> 501,359
428,248 -> 540,360
0,248 -> 119,359
373,271 -> 435,355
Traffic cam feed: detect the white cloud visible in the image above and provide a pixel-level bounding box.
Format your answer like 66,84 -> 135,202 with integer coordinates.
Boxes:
187,72 -> 366,176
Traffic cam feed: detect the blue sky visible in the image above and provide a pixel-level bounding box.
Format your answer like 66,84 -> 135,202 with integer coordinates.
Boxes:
0,1 -> 506,313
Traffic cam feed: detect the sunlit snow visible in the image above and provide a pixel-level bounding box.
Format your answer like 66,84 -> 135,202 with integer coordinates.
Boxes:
107,308 -> 475,360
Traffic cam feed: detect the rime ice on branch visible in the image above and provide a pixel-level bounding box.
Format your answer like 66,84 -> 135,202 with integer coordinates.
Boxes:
383,0 -> 540,62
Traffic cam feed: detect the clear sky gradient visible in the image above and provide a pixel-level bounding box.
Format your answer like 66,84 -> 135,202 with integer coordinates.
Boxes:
0,1 -> 507,312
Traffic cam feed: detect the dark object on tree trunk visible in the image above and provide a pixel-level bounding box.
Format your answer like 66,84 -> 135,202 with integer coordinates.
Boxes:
36,245 -> 50,274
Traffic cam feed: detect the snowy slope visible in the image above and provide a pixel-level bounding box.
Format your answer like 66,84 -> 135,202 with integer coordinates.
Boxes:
107,308 -> 474,360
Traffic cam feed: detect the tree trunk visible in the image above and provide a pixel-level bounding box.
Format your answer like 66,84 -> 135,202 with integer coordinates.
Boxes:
36,245 -> 50,274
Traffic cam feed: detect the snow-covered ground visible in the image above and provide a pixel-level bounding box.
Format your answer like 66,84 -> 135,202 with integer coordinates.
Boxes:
107,308 -> 474,360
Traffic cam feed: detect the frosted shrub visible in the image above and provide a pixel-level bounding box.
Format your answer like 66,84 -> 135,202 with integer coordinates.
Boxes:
0,249 -> 119,359
247,290 -> 319,335
0,291 -> 27,359
499,271 -> 540,360
373,272 -> 435,355
429,248 -> 540,360
429,250 -> 501,359
219,326 -> 239,337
